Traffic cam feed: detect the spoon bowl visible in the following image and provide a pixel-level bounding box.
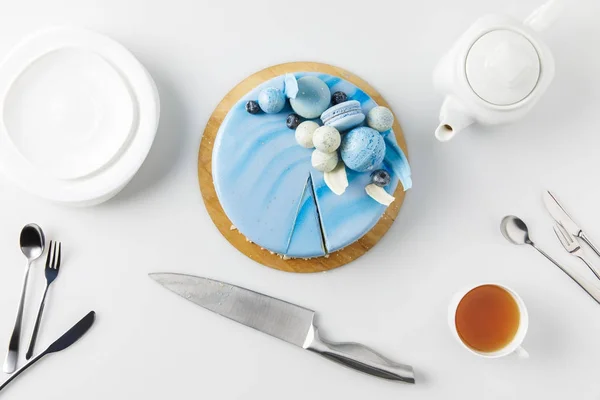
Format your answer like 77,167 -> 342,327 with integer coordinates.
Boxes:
20,223 -> 45,261
501,216 -> 532,246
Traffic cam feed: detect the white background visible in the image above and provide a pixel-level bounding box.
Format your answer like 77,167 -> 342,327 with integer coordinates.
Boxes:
0,0 -> 599,398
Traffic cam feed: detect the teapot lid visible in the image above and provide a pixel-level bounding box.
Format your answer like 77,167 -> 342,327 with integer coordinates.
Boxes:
466,29 -> 540,106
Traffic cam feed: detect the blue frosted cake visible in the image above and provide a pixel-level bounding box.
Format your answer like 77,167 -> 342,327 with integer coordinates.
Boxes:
212,72 -> 411,259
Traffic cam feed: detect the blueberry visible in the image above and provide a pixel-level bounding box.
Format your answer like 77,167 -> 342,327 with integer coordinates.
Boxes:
246,100 -> 260,114
331,91 -> 348,106
286,113 -> 301,129
371,169 -> 391,187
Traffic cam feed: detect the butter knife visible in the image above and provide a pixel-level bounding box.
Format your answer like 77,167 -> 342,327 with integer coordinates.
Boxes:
149,273 -> 415,383
543,191 -> 600,258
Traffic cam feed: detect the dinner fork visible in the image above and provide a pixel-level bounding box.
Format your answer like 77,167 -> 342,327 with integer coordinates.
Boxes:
553,224 -> 600,280
25,241 -> 61,360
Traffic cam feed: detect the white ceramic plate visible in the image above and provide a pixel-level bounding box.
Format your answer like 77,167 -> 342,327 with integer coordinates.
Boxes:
0,27 -> 160,205
0,29 -> 136,180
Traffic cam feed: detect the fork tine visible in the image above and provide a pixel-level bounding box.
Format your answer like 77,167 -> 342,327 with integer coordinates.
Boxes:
45,241 -> 54,269
55,242 -> 61,271
553,225 -> 570,249
557,223 -> 573,245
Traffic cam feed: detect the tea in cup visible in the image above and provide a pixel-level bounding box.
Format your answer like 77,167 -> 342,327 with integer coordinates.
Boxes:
448,284 -> 529,358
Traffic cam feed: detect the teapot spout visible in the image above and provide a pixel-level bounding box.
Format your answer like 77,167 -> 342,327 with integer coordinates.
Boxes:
435,97 -> 475,142
524,0 -> 565,32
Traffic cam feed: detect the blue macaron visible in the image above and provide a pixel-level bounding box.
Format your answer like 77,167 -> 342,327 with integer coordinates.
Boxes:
340,127 -> 386,172
320,100 -> 365,132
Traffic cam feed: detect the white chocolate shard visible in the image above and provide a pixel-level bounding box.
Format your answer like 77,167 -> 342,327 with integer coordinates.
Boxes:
365,183 -> 395,206
284,74 -> 299,99
324,161 -> 348,195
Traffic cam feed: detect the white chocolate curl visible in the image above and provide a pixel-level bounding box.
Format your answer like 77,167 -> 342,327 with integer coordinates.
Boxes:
365,183 -> 395,206
324,161 -> 348,195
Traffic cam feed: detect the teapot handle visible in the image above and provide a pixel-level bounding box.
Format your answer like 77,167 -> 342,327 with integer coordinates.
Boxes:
524,0 -> 565,32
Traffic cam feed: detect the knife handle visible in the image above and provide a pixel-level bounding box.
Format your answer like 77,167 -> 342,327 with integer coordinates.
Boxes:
577,254 -> 600,281
581,232 -> 600,259
304,326 -> 415,383
535,246 -> 600,305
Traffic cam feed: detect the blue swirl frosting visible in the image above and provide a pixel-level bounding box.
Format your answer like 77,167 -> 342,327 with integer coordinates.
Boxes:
212,72 -> 409,258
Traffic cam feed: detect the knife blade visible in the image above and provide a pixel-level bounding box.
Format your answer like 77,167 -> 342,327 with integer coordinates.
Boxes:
543,191 -> 600,258
149,273 -> 415,383
543,191 -> 581,236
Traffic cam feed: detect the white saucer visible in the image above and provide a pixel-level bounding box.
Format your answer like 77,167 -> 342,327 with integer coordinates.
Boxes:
0,27 -> 160,205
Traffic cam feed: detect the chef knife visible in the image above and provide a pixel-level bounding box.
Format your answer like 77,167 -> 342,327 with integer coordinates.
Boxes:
149,273 -> 415,383
543,191 -> 600,258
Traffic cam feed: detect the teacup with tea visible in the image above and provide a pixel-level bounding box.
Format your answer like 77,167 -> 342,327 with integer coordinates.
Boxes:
448,284 -> 529,358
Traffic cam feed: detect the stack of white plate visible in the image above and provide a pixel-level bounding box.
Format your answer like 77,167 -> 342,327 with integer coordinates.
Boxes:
0,27 -> 160,206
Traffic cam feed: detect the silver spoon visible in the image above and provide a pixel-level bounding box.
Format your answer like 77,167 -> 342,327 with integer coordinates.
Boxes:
501,215 -> 600,305
3,224 -> 45,373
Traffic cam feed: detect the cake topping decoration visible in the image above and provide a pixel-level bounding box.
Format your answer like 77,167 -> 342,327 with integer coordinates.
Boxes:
311,149 -> 338,172
340,127 -> 386,172
245,100 -> 260,114
331,91 -> 348,105
367,106 -> 394,132
258,87 -> 286,114
295,121 -> 319,148
320,100 -> 365,132
286,113 -> 301,129
365,184 -> 395,206
370,169 -> 391,187
289,76 -> 331,119
284,73 -> 299,99
312,126 -> 341,153
324,161 -> 348,196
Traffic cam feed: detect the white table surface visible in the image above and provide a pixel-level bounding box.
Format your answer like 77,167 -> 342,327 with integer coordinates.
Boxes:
0,0 -> 599,398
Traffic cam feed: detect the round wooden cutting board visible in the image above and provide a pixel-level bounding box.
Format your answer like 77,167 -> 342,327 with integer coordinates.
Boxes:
198,62 -> 409,273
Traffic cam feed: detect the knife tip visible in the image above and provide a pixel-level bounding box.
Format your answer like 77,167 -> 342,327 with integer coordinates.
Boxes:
543,190 -> 555,202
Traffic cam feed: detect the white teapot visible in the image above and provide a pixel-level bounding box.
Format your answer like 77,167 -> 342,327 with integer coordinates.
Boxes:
433,0 -> 564,141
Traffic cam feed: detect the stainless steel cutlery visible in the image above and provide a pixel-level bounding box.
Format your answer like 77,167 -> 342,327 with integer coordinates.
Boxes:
26,241 -> 62,360
553,224 -> 600,280
0,227 -> 96,396
543,191 -> 600,258
543,192 -> 600,283
0,311 -> 96,394
3,224 -> 45,374
502,191 -> 600,305
501,216 -> 600,304
149,273 -> 416,383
